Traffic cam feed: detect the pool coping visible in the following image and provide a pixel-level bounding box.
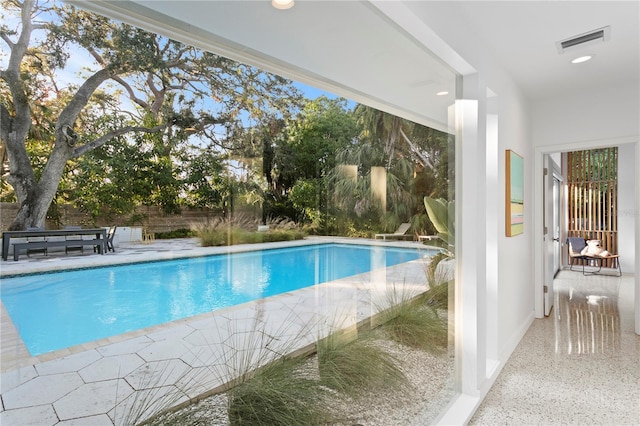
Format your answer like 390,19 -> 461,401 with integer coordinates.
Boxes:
0,237 -> 436,370
0,236 -> 435,278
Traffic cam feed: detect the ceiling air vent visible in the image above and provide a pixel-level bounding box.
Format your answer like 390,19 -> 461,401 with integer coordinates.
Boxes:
556,26 -> 610,53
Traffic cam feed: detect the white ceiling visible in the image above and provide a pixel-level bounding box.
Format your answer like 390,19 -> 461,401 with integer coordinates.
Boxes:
415,1 -> 640,100
73,1 -> 640,130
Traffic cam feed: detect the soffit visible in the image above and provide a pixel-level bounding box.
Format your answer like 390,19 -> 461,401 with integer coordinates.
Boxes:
71,0 -> 458,131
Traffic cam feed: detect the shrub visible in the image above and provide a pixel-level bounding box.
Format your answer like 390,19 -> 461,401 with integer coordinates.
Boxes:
154,228 -> 196,239
197,227 -> 306,247
376,284 -> 448,354
381,303 -> 447,353
192,214 -> 305,247
426,251 -> 450,284
316,332 -> 407,396
264,216 -> 298,230
215,308 -> 330,425
424,251 -> 453,311
423,280 -> 450,311
227,358 -> 330,426
198,228 -> 233,246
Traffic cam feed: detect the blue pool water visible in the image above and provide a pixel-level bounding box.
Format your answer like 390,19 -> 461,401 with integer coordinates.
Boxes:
1,243 -> 433,355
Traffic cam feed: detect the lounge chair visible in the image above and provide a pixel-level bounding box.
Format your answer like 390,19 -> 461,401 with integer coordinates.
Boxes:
567,237 -> 621,276
418,235 -> 439,242
375,223 -> 413,241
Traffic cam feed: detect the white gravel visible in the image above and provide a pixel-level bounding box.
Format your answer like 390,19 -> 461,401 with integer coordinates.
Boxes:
148,337 -> 454,426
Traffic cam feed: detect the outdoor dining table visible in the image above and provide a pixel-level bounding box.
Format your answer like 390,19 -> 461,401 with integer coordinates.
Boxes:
1,228 -> 108,261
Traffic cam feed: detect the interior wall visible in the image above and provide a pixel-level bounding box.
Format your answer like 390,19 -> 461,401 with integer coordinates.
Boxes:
531,82 -> 640,145
618,143 -> 636,273
495,94 -> 534,358
408,0 -> 535,364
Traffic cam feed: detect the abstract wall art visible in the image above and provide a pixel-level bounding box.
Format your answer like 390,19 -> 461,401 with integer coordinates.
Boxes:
506,149 -> 524,237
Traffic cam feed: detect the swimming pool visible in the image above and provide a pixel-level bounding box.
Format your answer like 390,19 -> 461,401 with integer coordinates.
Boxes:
1,243 -> 435,355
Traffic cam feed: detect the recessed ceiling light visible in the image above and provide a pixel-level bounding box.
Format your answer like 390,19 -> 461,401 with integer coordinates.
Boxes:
436,91 -> 449,96
272,0 -> 294,10
571,55 -> 592,64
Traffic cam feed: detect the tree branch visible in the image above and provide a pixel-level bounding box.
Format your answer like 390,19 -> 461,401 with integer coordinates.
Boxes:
71,124 -> 167,157
86,46 -> 106,66
0,103 -> 12,155
110,75 -> 149,110
3,0 -> 35,153
57,67 -> 113,128
146,72 -> 165,114
399,127 -> 434,171
1,32 -> 15,48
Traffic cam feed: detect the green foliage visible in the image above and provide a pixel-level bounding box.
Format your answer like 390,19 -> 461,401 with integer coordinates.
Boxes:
2,1 -> 303,228
181,148 -> 226,209
327,156 -> 414,234
0,180 -> 16,202
70,132 -> 157,218
426,252 -> 451,286
3,0 -> 456,237
376,285 -> 448,354
381,303 -> 448,353
423,280 -> 451,312
271,97 -> 358,189
193,215 -> 304,246
263,97 -> 359,231
198,227 -> 305,247
198,229 -> 230,247
227,359 -> 330,426
317,332 -> 407,396
423,197 -> 455,247
289,178 -> 322,225
154,229 -> 195,239
325,105 -> 453,236
262,197 -> 299,224
327,217 -> 378,238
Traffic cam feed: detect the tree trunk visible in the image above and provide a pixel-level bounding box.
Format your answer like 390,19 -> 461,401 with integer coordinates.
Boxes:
4,15 -> 113,230
9,192 -> 52,230
8,129 -> 72,230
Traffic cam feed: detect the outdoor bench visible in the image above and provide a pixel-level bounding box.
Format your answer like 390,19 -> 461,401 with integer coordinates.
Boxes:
12,239 -> 104,261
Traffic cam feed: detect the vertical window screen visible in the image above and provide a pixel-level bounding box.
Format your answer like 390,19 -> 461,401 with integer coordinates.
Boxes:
567,147 -> 618,268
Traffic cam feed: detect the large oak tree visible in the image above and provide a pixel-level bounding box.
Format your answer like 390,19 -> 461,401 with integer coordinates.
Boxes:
1,0 -> 299,230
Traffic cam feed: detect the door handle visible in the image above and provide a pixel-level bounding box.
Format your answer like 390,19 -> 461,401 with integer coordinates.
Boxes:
553,238 -> 560,242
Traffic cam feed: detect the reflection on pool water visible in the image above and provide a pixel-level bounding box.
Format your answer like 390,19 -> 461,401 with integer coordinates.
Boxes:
1,243 -> 436,355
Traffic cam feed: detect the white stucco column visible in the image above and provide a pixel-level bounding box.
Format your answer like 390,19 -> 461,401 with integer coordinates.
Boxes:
453,97 -> 484,394
635,143 -> 640,335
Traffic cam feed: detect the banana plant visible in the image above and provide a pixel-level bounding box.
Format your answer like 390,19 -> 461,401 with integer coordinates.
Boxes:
423,197 -> 455,250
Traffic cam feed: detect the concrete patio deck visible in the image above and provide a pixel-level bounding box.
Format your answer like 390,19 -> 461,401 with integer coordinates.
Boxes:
0,237 -> 433,425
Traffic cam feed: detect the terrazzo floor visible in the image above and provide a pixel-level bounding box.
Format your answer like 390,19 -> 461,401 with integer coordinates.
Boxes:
470,270 -> 639,425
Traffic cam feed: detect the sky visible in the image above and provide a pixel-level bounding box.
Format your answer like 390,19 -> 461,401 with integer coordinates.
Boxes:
294,82 -> 343,102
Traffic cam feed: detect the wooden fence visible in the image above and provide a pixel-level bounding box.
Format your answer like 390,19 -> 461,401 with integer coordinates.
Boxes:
0,203 -> 229,234
566,148 -> 618,268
